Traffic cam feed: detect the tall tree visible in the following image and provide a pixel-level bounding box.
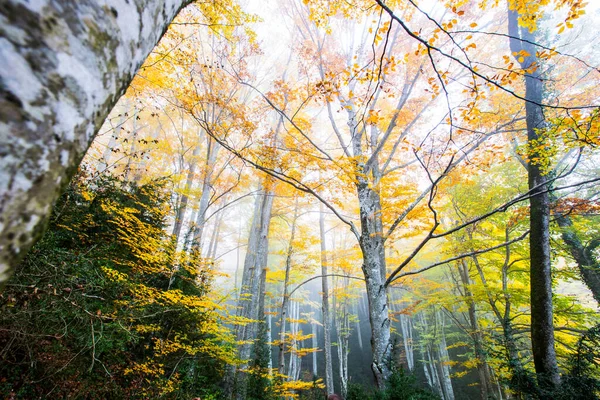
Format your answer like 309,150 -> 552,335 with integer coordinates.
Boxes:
507,7 -> 560,391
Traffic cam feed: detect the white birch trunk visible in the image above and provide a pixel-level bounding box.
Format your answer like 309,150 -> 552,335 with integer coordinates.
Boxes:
0,0 -> 191,283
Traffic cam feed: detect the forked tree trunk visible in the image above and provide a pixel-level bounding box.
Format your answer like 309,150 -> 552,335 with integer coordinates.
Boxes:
0,0 -> 191,283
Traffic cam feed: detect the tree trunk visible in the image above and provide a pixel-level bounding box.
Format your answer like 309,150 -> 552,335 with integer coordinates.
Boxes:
278,198 -> 299,376
171,145 -> 201,243
458,260 -> 493,399
355,301 -> 364,351
191,138 -> 220,251
335,275 -> 350,399
436,311 -> 455,400
319,203 -> 335,395
225,185 -> 274,399
508,8 -> 560,391
356,181 -> 392,388
0,0 -> 191,283
311,320 -> 318,377
207,198 -> 226,259
400,313 -> 414,371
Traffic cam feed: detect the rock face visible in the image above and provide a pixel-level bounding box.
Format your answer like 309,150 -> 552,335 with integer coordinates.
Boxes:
0,0 -> 190,283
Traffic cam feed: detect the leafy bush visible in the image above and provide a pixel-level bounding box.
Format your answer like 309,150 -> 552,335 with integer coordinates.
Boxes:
0,170 -> 233,399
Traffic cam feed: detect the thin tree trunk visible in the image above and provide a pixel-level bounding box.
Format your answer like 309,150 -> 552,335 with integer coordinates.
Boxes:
207,200 -> 225,259
191,138 -> 220,251
268,311 -> 273,373
400,313 -> 414,371
312,319 -> 318,377
278,198 -> 300,376
335,275 -> 350,399
458,260 -> 493,399
355,302 -> 364,351
471,233 -> 530,394
319,203 -> 335,395
437,311 -> 455,400
171,145 -> 201,243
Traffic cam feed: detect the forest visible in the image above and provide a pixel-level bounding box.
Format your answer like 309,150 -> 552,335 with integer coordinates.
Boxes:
0,0 -> 599,399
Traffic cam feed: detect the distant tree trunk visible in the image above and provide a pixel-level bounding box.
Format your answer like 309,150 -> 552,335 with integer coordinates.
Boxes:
287,300 -> 302,382
191,138 -> 220,251
207,197 -> 226,259
458,260 -> 493,400
418,311 -> 454,400
312,320 -> 318,376
419,312 -> 443,396
171,146 -> 201,243
355,302 -> 364,351
225,185 -> 274,399
471,233 -> 531,395
399,313 -> 414,371
278,198 -> 300,376
436,311 -> 455,400
0,0 -> 191,283
267,311 -> 273,373
320,204 -> 335,395
508,9 -> 560,391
